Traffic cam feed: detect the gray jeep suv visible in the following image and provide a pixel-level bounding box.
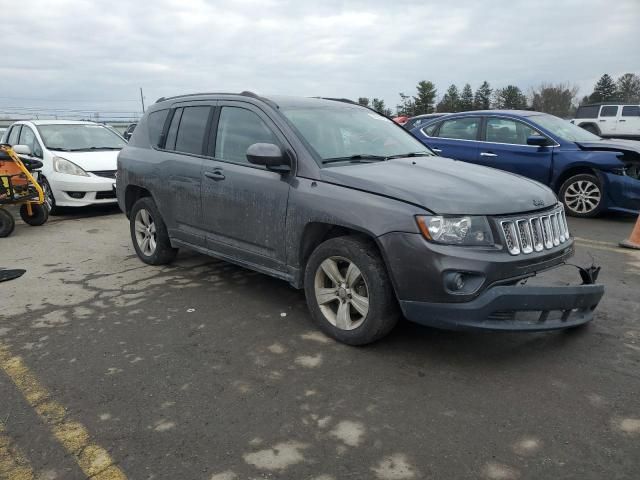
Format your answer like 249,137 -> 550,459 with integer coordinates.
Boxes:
117,92 -> 604,345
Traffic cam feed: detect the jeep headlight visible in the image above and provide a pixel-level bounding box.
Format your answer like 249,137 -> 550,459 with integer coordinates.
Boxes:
53,156 -> 89,176
416,215 -> 494,246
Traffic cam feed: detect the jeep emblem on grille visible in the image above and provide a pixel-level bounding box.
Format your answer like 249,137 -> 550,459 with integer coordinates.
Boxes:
533,199 -> 544,207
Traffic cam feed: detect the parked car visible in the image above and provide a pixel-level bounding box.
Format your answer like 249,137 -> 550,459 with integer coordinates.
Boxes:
123,123 -> 137,141
392,115 -> 408,125
411,110 -> 640,217
117,93 -> 603,345
403,113 -> 449,131
571,103 -> 640,139
0,127 -> 6,140
1,120 -> 126,212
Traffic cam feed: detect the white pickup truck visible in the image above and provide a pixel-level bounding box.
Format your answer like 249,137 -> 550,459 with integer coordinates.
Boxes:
571,103 -> 640,140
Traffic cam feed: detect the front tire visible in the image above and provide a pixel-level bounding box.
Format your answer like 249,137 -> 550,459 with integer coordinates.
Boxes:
559,173 -> 605,218
0,209 -> 15,237
19,203 -> 49,226
130,197 -> 177,265
41,177 -> 59,215
304,236 -> 400,345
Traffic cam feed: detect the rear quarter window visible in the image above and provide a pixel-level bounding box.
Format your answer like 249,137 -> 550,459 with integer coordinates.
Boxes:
622,106 -> 640,117
575,106 -> 599,119
147,110 -> 169,147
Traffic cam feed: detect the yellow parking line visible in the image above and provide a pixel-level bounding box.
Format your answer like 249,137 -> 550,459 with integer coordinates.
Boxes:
0,421 -> 34,480
0,343 -> 127,480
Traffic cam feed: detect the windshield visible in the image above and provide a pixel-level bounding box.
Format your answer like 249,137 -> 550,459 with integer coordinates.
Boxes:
37,124 -> 127,151
532,114 -> 602,143
280,104 -> 433,164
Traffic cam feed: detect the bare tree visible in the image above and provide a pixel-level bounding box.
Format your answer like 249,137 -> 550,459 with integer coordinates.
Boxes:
530,83 -> 579,118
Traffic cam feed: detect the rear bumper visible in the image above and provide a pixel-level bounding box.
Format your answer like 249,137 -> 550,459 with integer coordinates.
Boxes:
400,283 -> 604,331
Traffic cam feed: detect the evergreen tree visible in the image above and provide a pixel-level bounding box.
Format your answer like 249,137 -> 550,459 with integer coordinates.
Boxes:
616,73 -> 640,103
589,74 -> 618,102
371,98 -> 391,116
437,84 -> 460,112
396,93 -> 416,116
412,81 -> 437,115
494,85 -> 528,109
459,83 -> 474,111
473,81 -> 492,109
357,97 -> 370,108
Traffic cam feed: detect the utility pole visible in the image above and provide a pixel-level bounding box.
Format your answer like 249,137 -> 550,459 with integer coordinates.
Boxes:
140,88 -> 145,113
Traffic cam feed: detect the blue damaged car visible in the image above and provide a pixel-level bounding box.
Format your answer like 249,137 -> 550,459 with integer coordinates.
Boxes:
411,110 -> 640,217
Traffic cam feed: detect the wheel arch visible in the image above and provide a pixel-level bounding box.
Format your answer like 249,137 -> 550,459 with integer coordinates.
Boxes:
124,184 -> 153,218
576,122 -> 601,135
554,166 -> 600,192
296,222 -> 399,295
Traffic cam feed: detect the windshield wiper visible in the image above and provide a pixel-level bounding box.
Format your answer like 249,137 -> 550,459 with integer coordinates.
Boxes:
47,147 -> 72,152
322,154 -> 387,165
384,151 -> 433,160
86,146 -> 121,150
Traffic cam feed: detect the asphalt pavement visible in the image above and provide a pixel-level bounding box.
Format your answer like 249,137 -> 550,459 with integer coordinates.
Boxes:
1,207 -> 639,480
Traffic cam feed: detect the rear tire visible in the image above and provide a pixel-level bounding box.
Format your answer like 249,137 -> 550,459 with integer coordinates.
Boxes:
580,124 -> 600,136
19,203 -> 49,226
559,173 -> 605,218
0,209 -> 15,237
304,235 -> 400,345
130,196 -> 177,265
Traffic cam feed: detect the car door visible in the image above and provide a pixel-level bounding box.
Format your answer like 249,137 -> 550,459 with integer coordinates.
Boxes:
156,104 -> 213,246
598,105 -> 619,134
477,116 -> 554,185
201,101 -> 292,273
618,105 -> 640,136
419,116 -> 482,162
18,125 -> 44,159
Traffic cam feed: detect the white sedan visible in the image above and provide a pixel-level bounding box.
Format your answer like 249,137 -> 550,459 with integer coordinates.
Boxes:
1,120 -> 126,212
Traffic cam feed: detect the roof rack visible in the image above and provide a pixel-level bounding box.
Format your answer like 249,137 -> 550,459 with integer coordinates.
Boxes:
316,97 -> 358,105
155,91 -> 270,105
578,101 -> 635,107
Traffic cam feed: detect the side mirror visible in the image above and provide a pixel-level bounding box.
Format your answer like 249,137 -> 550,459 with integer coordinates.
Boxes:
527,135 -> 551,147
246,143 -> 291,173
13,144 -> 32,156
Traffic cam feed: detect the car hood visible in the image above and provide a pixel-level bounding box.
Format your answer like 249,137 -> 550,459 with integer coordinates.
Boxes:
320,156 -> 557,215
49,150 -> 120,171
576,139 -> 640,156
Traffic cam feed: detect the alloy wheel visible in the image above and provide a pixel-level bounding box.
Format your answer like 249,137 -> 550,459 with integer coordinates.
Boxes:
134,208 -> 157,256
314,256 -> 369,330
564,180 -> 601,215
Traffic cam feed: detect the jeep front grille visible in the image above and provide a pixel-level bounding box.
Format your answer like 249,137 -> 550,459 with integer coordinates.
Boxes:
499,205 -> 569,255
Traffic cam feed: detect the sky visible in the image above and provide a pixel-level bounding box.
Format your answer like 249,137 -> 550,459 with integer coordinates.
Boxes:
0,0 -> 638,119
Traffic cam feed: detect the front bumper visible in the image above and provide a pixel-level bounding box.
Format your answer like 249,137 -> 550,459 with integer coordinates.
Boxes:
50,173 -> 117,207
400,283 -> 604,331
602,171 -> 640,213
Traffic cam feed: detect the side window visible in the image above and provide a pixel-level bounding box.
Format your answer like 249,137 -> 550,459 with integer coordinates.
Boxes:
622,106 -> 640,117
174,106 -> 211,155
215,107 -> 280,165
576,105 -> 599,119
485,118 -> 539,145
7,125 -> 21,145
436,117 -> 479,140
18,126 -> 43,157
600,106 -> 619,117
164,108 -> 183,150
147,110 -> 169,147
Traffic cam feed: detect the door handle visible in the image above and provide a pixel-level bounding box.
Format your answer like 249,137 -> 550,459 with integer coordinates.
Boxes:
619,119 -> 626,122
480,152 -> 497,157
432,148 -> 442,153
204,170 -> 225,181
599,119 -> 606,122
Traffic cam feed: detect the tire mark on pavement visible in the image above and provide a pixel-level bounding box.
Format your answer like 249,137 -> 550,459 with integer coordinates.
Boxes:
0,343 -> 127,480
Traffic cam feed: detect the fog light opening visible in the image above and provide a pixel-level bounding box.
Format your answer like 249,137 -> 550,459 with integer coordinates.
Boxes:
447,273 -> 465,292
66,191 -> 86,199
